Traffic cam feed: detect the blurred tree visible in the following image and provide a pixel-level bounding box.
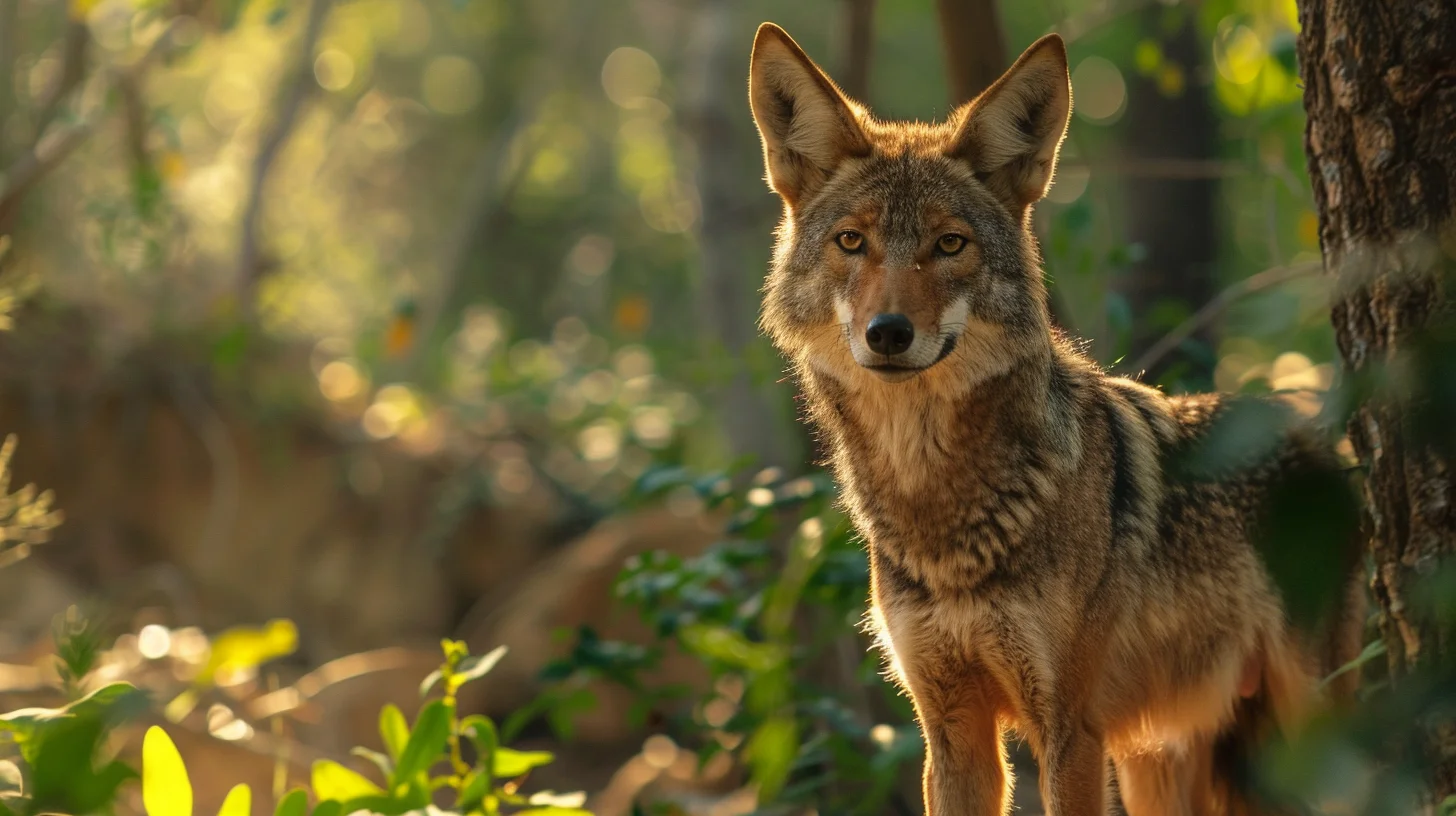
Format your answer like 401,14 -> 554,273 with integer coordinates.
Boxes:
839,0 -> 875,100
687,0 -> 800,471
1297,0 -> 1456,801
934,0 -> 1006,105
1117,9 -> 1217,382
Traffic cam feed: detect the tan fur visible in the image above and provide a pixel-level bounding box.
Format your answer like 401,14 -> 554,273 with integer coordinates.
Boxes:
747,23 -> 1362,815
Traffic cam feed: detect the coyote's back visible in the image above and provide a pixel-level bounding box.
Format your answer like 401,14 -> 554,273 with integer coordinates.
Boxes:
745,21 -> 1362,816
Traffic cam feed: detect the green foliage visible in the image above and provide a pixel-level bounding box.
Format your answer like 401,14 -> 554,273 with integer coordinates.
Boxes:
136,639 -> 590,816
534,467 -> 920,815
0,609 -> 589,816
0,682 -> 146,815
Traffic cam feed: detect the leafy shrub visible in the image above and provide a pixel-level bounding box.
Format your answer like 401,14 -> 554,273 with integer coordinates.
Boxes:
533,466 -> 922,815
1,624 -> 591,816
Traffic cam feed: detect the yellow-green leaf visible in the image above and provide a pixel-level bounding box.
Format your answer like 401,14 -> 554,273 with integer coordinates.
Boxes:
142,726 -> 192,816
310,760 -> 383,800
494,747 -> 554,778
394,700 -> 450,782
196,619 -> 298,688
272,788 -> 308,816
216,784 -> 251,816
378,704 -> 408,760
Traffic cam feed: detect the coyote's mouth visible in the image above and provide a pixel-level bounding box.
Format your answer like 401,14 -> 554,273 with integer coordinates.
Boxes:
863,334 -> 958,381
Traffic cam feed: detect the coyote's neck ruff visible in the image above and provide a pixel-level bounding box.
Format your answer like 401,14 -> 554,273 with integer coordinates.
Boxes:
747,23 -> 1360,816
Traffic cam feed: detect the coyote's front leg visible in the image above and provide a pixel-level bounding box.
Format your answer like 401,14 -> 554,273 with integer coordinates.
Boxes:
1038,719 -> 1112,816
905,668 -> 1011,816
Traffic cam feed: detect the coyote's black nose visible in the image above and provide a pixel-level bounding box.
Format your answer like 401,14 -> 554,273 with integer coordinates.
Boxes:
865,313 -> 914,356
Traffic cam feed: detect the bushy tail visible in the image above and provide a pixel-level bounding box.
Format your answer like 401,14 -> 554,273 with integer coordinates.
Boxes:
1202,561 -> 1369,814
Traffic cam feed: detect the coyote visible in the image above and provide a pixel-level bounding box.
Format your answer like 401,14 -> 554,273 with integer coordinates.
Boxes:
746,23 -> 1362,815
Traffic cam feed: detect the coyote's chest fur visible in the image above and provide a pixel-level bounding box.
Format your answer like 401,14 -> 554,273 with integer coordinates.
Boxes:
804,349 -> 1294,755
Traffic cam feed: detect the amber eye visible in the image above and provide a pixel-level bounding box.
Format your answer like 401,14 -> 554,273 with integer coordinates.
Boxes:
835,230 -> 865,253
936,234 -> 967,256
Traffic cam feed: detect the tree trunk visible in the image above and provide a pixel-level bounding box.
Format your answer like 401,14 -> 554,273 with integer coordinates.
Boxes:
685,0 -> 799,471
1297,0 -> 1456,799
935,0 -> 1007,106
839,0 -> 876,101
1117,11 -> 1218,382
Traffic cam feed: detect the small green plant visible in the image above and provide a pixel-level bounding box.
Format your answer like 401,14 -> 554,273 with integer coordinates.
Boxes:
0,609 -> 147,816
141,640 -> 592,816
533,466 -> 922,815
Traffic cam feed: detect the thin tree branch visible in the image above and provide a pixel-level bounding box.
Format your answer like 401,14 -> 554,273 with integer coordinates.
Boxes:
0,18 -> 182,230
242,646 -> 425,720
0,121 -> 93,228
31,20 -> 89,142
1126,262 -> 1322,376
236,0 -> 334,315
1058,157 -> 1252,180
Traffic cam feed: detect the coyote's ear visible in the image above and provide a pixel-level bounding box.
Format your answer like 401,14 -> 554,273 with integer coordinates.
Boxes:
749,23 -> 870,206
947,34 -> 1071,220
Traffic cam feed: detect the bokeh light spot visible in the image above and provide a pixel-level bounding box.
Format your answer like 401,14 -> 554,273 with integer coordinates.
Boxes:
422,55 -> 484,115
602,47 -> 661,108
314,49 -> 356,92
1072,56 -> 1127,124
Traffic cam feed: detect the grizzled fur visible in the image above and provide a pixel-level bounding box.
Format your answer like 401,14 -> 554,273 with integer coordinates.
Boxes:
747,23 -> 1362,816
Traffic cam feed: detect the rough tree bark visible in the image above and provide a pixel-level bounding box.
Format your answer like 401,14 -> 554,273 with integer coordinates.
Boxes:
1297,0 -> 1456,798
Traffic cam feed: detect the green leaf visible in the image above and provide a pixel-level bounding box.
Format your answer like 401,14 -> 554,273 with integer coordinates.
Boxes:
456,769 -> 492,810
747,716 -> 797,804
310,759 -> 384,800
274,788 -> 309,816
457,715 -> 498,808
394,700 -> 451,783
452,645 -> 508,689
31,727 -> 137,816
0,760 -> 18,794
1319,638 -> 1387,691
418,669 -> 443,698
494,747 -> 555,778
310,801 -> 343,816
216,783 -> 251,816
0,682 -> 143,741
210,323 -> 251,373
143,726 -> 192,816
350,746 -> 393,781
379,704 -> 409,760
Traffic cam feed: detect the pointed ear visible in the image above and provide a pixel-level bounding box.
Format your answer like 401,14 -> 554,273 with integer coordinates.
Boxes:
946,34 -> 1071,219
748,23 -> 871,206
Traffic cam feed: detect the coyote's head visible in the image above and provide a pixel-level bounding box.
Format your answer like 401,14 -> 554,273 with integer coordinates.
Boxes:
748,24 -> 1071,390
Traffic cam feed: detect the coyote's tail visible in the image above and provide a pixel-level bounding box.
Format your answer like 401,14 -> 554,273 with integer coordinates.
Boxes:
1202,556 -> 1368,814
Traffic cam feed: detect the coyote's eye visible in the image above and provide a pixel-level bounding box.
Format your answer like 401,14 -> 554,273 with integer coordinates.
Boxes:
835,231 -> 865,253
935,234 -> 967,256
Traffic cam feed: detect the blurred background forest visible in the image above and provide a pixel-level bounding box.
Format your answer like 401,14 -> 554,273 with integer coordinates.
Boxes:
0,0 -> 1371,813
